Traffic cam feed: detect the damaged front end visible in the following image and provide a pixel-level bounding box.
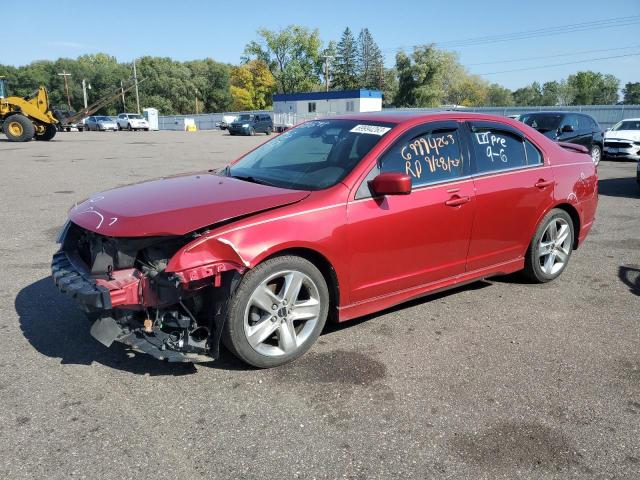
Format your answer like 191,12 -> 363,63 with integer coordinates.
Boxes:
52,222 -> 243,362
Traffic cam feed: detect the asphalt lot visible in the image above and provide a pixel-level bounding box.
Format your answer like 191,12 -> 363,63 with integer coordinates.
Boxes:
0,130 -> 639,479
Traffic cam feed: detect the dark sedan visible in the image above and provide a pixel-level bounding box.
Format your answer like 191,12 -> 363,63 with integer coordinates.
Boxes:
520,112 -> 604,165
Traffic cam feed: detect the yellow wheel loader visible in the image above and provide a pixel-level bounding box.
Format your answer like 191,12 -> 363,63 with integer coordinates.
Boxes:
0,77 -> 58,142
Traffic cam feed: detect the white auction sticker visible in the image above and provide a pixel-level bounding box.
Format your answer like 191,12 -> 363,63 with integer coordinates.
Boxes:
350,124 -> 391,136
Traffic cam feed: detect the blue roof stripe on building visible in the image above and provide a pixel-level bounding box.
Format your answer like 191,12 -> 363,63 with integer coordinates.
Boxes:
273,89 -> 382,102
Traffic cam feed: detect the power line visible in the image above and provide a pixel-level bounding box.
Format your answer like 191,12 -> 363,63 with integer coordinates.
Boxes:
382,15 -> 640,53
465,44 -> 640,66
475,52 -> 640,75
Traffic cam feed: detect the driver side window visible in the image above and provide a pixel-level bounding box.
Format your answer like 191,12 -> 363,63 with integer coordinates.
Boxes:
355,124 -> 465,199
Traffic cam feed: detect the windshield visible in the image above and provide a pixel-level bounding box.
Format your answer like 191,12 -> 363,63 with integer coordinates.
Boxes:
611,120 -> 640,131
237,114 -> 253,121
128,114 -> 143,119
97,116 -> 112,121
228,119 -> 394,190
520,113 -> 563,132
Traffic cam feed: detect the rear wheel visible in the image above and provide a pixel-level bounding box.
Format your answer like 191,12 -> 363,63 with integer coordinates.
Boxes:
523,209 -> 574,283
35,123 -> 57,141
223,256 -> 329,368
590,144 -> 602,166
3,114 -> 35,142
266,126 -> 272,135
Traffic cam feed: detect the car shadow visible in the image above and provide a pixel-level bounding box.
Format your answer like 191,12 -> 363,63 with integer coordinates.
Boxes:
598,177 -> 639,198
16,277 -> 249,376
619,265 -> 640,297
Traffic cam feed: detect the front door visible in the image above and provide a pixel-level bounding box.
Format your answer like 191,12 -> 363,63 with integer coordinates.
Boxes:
346,122 -> 476,303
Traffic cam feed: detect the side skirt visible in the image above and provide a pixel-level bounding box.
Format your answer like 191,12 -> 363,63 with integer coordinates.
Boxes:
337,258 -> 524,322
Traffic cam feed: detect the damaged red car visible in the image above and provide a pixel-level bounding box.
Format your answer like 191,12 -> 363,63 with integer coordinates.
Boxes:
52,113 -> 598,368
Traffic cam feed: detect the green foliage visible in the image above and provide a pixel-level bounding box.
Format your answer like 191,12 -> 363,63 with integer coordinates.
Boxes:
243,26 -> 323,94
356,28 -> 384,89
230,60 -> 276,110
485,83 -> 514,106
0,54 -> 232,115
623,82 -> 640,104
567,71 -> 619,105
333,28 -> 359,90
395,45 -> 461,107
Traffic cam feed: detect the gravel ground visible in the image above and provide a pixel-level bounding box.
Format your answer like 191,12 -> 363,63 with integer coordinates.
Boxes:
0,130 -> 638,479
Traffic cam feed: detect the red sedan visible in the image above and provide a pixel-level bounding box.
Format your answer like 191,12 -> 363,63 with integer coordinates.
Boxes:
52,113 -> 598,367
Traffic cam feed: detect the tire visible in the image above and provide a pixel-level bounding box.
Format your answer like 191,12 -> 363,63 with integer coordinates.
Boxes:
127,123 -> 132,131
144,128 -> 149,131
35,124 -> 57,141
590,144 -> 602,166
117,124 -> 122,131
249,127 -> 255,136
523,209 -> 574,283
3,114 -> 36,142
223,256 -> 330,368
266,126 -> 272,135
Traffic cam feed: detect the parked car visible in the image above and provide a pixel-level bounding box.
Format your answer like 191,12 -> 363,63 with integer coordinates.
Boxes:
116,113 -> 149,131
603,118 -> 640,161
85,116 -> 118,132
52,113 -> 597,367
217,115 -> 238,131
228,113 -> 273,135
519,112 -> 603,165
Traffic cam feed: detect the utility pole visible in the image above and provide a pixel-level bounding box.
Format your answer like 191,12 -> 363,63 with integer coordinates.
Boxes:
322,55 -> 334,92
57,71 -> 72,109
120,80 -> 126,111
132,59 -> 141,114
81,79 -> 91,109
195,88 -> 199,115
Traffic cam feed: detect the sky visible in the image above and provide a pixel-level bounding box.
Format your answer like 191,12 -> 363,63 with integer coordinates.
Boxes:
1,0 -> 639,90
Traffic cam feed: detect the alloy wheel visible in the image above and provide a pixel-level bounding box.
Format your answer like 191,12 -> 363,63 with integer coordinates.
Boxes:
538,218 -> 572,275
243,270 -> 321,357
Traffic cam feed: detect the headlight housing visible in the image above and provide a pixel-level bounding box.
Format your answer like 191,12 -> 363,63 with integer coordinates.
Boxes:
242,124 -> 249,128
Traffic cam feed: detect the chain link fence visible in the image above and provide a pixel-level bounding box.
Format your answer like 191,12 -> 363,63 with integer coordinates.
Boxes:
159,105 -> 640,131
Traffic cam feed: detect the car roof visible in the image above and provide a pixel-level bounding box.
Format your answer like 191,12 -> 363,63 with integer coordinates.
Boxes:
323,111 -> 529,127
616,117 -> 640,121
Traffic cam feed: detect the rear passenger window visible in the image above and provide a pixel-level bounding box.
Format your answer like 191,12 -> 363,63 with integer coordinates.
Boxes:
380,128 -> 464,187
471,128 -> 527,173
525,140 -> 543,165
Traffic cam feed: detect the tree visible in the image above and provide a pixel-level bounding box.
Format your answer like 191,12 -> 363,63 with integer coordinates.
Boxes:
381,68 -> 399,107
540,81 -> 560,106
485,83 -> 514,106
356,28 -> 384,89
243,26 -> 322,94
513,82 -> 543,106
395,45 -> 458,107
230,60 -> 276,110
333,28 -> 358,90
448,75 -> 488,106
622,82 -> 640,104
567,71 -> 619,105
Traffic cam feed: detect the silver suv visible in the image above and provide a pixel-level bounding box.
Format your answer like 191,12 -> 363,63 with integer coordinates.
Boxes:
116,113 -> 149,131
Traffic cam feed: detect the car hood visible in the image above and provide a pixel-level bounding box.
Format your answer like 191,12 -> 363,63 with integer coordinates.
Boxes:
69,173 -> 310,237
605,131 -> 640,142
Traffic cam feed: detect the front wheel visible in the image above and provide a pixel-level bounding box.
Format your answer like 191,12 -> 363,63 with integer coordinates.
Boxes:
590,144 -> 602,166
266,126 -> 272,135
35,123 -> 57,141
523,209 -> 574,283
223,256 -> 329,368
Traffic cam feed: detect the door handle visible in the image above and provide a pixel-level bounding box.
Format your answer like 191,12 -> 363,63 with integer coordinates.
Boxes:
445,195 -> 471,207
535,179 -> 554,189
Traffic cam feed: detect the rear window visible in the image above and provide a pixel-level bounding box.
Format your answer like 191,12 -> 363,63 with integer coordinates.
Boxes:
471,128 -> 527,173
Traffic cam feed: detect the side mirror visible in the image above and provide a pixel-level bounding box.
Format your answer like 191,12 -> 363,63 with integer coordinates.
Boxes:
369,172 -> 412,196
561,124 -> 574,133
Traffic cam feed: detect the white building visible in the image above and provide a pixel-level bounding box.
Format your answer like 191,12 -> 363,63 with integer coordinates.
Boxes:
273,89 -> 382,115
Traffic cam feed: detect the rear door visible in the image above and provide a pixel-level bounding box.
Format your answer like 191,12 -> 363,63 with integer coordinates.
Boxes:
465,121 -> 555,271
346,121 -> 476,303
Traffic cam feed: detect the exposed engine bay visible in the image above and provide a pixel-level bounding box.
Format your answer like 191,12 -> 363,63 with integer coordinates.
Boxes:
52,222 -> 241,362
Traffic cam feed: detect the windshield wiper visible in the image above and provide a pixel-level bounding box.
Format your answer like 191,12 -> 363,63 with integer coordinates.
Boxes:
231,174 -> 278,187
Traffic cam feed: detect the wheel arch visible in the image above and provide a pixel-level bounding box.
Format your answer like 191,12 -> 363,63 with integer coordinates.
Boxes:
259,247 -> 340,321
